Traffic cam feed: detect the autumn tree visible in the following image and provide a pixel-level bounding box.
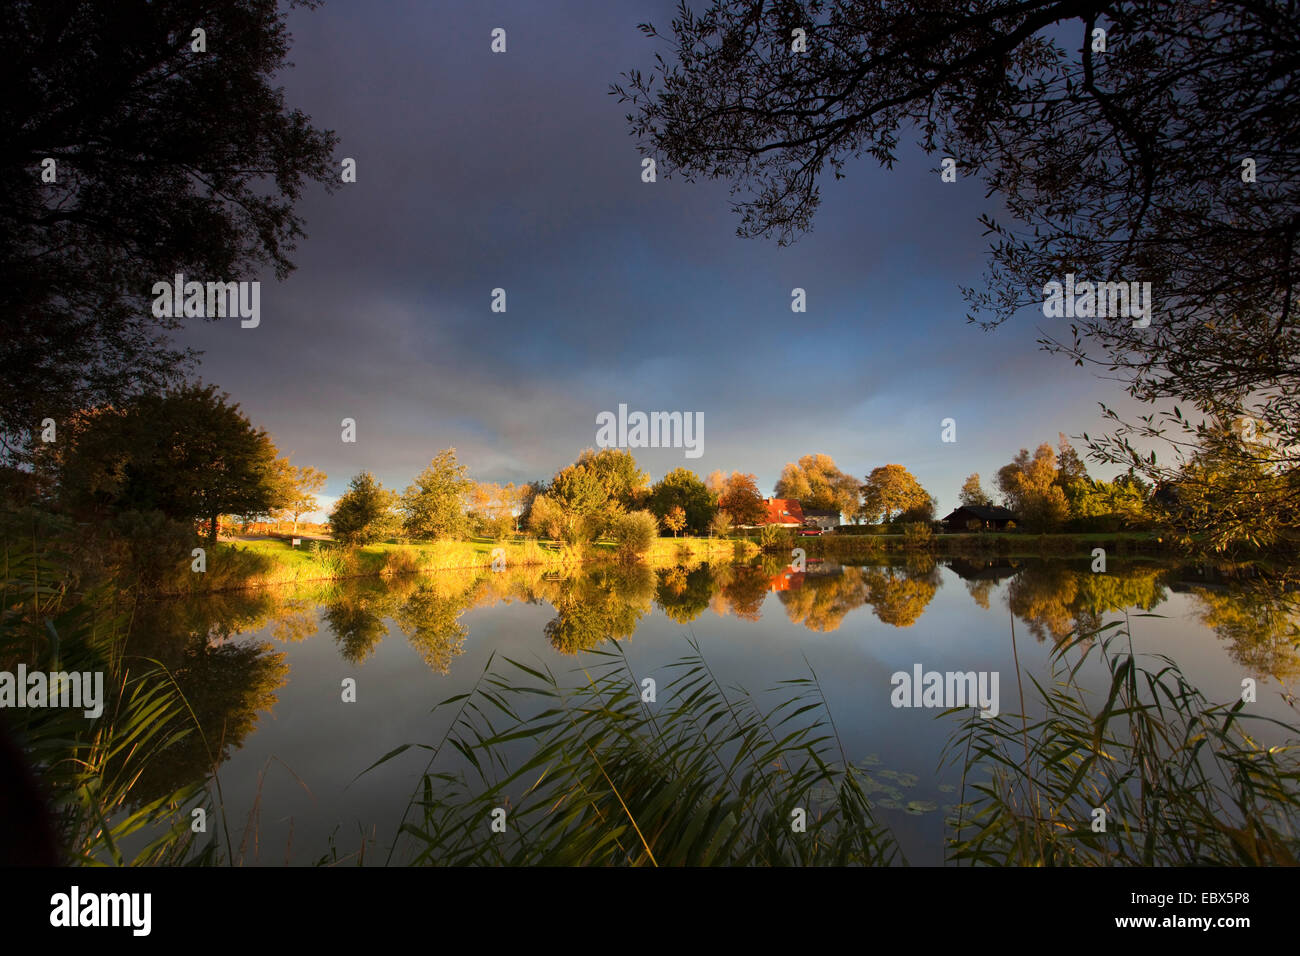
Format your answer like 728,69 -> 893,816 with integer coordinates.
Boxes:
958,474 -> 993,509
466,481 -> 526,540
402,449 -> 474,541
55,383 -> 287,544
613,1 -> 1300,542
860,465 -> 929,524
1,2 -> 338,461
663,505 -> 686,537
716,471 -> 767,527
649,467 -> 716,534
273,463 -> 326,535
996,444 -> 1069,531
774,453 -> 859,517
329,472 -> 400,546
1159,422 -> 1300,552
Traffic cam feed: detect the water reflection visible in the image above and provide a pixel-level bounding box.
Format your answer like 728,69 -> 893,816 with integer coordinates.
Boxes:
124,596 -> 293,803
125,557 -> 1299,804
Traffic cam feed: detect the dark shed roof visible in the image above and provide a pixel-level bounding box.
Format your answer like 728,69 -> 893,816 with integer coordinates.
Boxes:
943,505 -> 1018,522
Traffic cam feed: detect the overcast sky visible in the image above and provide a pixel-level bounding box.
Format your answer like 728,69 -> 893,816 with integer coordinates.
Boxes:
176,0 -> 1141,520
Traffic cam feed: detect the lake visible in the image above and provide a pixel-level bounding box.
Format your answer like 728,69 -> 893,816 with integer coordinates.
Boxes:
121,554 -> 1300,865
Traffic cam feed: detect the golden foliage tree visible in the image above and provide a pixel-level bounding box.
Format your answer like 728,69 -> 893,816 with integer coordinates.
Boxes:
774,453 -> 860,517
996,444 -> 1069,530
860,465 -> 929,524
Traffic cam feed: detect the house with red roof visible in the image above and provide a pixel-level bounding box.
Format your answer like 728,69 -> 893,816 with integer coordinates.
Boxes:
762,497 -> 805,528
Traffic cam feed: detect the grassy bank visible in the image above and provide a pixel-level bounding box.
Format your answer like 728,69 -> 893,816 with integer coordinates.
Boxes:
176,534 -> 757,595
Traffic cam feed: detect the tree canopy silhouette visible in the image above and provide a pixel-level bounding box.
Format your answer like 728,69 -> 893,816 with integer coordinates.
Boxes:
1,0 -> 338,459
614,0 -> 1300,515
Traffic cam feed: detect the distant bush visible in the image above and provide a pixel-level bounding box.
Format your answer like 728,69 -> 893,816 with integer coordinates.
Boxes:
835,524 -> 889,536
758,525 -> 794,551
611,509 -> 658,559
1062,515 -> 1114,533
472,512 -> 514,540
897,500 -> 937,524
708,510 -> 733,538
902,521 -> 933,550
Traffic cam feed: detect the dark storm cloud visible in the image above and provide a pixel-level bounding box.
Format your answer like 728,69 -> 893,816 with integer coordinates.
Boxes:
178,0 -> 1133,514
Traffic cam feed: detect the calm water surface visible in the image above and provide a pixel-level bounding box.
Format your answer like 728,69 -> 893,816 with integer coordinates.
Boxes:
123,555 -> 1300,865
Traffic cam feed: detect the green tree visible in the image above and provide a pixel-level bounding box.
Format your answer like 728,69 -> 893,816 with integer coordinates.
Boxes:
536,464 -> 609,545
402,449 -> 473,540
897,494 -> 939,526
649,467 -> 716,534
56,383 -> 286,543
1063,472 -> 1152,529
330,472 -> 399,546
860,465 -> 928,524
1,1 -> 338,461
575,448 -> 649,511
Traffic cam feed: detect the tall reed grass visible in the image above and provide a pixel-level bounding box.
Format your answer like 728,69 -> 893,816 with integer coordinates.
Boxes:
0,543 -> 219,864
373,641 -> 901,865
943,617 -> 1300,865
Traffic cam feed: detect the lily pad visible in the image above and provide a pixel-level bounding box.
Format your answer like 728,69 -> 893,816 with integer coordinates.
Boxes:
855,774 -> 893,796
904,800 -> 938,815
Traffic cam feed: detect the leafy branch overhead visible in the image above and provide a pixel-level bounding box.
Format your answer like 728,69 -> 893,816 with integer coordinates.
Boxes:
0,0 -> 339,459
613,0 -> 1300,534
